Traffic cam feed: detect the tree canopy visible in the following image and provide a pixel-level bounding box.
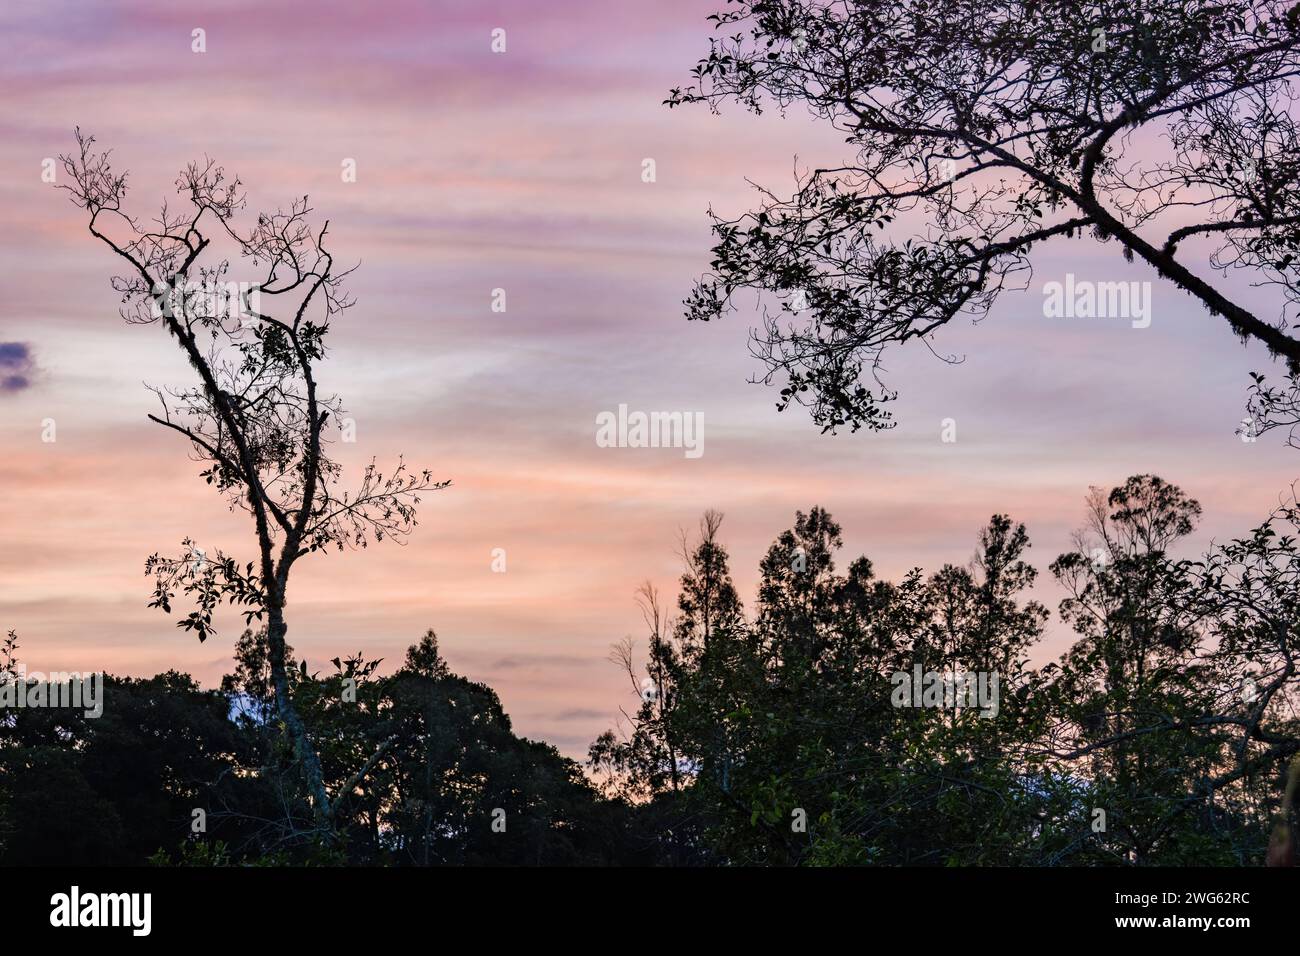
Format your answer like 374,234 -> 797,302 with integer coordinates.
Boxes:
4,475 -> 1296,865
670,0 -> 1300,432
589,476 -> 1300,865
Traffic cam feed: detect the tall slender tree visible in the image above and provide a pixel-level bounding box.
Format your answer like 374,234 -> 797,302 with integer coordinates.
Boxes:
56,130 -> 447,828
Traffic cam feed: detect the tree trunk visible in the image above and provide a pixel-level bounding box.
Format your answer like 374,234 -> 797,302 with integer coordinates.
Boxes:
266,605 -> 332,828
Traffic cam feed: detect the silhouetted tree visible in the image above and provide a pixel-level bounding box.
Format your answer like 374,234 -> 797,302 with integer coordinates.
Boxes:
589,512 -> 746,802
55,130 -> 447,829
671,1 -> 1300,431
589,583 -> 684,800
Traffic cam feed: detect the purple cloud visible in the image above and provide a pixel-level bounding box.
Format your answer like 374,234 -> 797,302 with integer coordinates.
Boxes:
0,342 -> 35,394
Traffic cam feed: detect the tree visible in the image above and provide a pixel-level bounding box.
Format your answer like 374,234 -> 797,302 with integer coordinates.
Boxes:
589,513 -> 747,803
670,0 -> 1300,431
223,629 -> 632,865
592,507 -> 1053,864
589,582 -> 685,801
592,480 -> 1298,864
55,130 -> 447,829
0,649 -> 251,866
0,628 -> 636,866
673,511 -> 747,795
1188,488 -> 1300,860
1042,476 -> 1224,862
1030,475 -> 1300,863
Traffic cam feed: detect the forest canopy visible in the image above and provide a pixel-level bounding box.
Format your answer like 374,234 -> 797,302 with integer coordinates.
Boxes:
3,475 -> 1296,866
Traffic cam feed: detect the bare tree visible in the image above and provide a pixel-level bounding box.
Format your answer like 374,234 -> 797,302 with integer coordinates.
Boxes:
56,130 -> 447,829
589,582 -> 685,799
671,0 -> 1300,432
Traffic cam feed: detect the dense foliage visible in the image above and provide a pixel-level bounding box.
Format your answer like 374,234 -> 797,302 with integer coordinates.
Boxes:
0,630 -> 637,865
589,475 -> 1299,865
2,475 -> 1295,865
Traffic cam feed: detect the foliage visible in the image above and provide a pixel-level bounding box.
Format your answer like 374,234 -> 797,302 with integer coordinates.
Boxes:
671,0 -> 1300,431
590,476 -> 1300,865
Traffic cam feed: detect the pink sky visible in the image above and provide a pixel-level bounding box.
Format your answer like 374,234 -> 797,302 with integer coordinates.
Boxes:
1,0 -> 1297,757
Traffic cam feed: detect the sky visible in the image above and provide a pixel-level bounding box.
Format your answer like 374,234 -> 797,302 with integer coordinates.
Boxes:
1,0 -> 1297,759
